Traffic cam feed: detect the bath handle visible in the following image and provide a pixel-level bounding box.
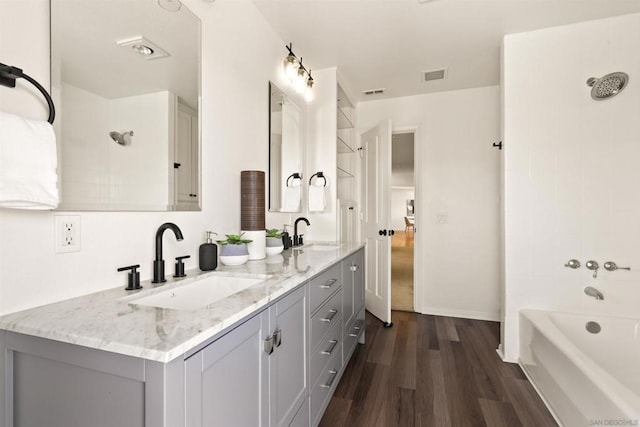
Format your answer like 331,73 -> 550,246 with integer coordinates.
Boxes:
564,259 -> 580,269
603,261 -> 630,272
585,260 -> 599,278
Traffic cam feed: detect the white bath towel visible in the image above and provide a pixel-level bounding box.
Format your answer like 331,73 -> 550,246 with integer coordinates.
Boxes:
0,111 -> 59,209
283,185 -> 301,212
309,184 -> 326,212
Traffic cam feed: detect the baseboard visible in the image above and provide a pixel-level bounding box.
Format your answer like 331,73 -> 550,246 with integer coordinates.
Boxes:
417,306 -> 500,322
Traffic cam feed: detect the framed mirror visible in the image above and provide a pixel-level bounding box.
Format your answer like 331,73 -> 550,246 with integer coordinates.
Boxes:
269,82 -> 303,213
51,0 -> 201,211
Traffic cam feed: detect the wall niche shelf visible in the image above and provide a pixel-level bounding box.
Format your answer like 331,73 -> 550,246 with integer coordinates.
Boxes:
337,166 -> 354,179
337,134 -> 354,153
337,107 -> 354,129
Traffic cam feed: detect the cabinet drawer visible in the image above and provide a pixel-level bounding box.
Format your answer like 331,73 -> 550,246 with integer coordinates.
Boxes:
310,319 -> 342,386
310,289 -> 342,348
343,318 -> 364,362
309,263 -> 342,313
310,344 -> 343,426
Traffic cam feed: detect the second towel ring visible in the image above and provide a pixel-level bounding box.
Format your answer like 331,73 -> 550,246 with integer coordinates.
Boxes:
309,171 -> 327,187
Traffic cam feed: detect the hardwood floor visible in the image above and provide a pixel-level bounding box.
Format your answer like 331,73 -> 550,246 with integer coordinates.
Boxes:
319,311 -> 557,427
392,231 -> 414,312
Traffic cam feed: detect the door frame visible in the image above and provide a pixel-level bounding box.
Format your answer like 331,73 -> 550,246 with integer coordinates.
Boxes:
391,126 -> 422,314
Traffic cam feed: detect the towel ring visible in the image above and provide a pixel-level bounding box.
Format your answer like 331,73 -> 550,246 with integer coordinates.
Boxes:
286,172 -> 302,187
0,63 -> 56,124
309,171 -> 327,187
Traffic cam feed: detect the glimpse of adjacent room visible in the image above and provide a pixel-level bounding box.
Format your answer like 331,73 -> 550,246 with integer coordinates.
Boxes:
390,131 -> 415,312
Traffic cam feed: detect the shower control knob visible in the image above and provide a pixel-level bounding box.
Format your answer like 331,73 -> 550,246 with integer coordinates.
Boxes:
564,259 -> 581,269
585,260 -> 600,278
603,261 -> 631,272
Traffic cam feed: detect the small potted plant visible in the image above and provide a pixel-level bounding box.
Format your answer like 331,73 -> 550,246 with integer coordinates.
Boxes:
265,228 -> 284,256
216,233 -> 253,266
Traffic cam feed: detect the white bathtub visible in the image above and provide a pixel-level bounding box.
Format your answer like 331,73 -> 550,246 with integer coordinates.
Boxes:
520,310 -> 640,426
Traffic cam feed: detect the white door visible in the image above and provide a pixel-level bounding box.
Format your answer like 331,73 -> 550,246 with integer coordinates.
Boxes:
361,120 -> 392,326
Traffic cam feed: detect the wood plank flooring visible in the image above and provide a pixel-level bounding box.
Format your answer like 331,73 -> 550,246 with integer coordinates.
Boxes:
320,311 -> 557,427
391,231 -> 414,312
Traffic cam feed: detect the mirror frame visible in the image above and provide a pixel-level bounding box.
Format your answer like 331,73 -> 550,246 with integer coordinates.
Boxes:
50,0 -> 202,212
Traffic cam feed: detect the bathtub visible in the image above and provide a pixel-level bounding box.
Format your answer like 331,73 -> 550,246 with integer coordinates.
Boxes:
519,310 -> 640,426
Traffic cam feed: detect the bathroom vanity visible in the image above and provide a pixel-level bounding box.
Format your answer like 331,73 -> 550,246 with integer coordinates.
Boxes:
0,243 -> 365,427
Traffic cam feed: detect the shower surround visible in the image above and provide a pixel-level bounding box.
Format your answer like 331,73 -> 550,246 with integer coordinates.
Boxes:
502,13 -> 640,362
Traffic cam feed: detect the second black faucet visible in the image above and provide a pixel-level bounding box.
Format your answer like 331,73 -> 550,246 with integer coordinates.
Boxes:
293,217 -> 310,247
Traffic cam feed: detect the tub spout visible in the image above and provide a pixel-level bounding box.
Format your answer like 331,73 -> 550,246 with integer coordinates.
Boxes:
584,286 -> 604,300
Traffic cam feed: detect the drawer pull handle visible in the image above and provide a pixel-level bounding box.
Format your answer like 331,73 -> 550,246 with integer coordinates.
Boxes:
321,370 -> 338,389
321,340 -> 338,355
319,279 -> 337,289
264,336 -> 274,355
273,329 -> 282,348
350,265 -> 359,272
349,332 -> 359,337
353,325 -> 361,331
320,309 -> 338,323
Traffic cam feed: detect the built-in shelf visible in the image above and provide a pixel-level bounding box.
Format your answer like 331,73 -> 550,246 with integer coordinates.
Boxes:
337,135 -> 354,153
337,166 -> 354,178
337,107 -> 354,129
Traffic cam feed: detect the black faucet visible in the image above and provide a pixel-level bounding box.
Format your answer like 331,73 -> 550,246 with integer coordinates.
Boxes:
153,222 -> 184,283
293,217 -> 310,247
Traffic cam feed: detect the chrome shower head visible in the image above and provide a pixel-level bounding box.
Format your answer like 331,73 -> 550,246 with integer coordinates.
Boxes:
109,131 -> 134,146
586,72 -> 628,100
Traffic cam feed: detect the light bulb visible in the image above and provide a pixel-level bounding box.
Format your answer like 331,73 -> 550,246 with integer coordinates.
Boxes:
305,79 -> 314,102
282,55 -> 298,81
293,66 -> 306,93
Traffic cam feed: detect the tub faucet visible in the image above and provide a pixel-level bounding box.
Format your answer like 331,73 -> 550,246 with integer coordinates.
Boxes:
293,217 -> 310,247
153,222 -> 184,283
584,286 -> 604,300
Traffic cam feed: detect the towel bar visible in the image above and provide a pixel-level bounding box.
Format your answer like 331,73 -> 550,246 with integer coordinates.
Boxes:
0,62 -> 56,124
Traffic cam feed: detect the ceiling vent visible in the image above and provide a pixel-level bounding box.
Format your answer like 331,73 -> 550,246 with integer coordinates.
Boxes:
423,68 -> 447,82
362,88 -> 385,96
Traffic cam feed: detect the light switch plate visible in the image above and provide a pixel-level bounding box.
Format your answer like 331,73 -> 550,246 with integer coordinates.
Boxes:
55,215 -> 81,254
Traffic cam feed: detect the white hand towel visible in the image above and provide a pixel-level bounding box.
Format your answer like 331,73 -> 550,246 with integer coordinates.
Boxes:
309,185 -> 326,212
283,185 -> 301,212
0,112 -> 59,209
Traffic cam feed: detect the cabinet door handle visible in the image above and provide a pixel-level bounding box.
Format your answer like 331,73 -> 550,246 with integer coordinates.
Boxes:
264,336 -> 274,355
320,340 -> 338,356
321,370 -> 338,389
319,279 -> 337,289
350,265 -> 359,272
273,329 -> 282,348
320,309 -> 338,323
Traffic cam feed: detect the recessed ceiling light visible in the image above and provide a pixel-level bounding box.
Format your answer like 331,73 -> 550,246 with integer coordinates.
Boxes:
158,0 -> 181,12
131,45 -> 154,56
116,36 -> 170,60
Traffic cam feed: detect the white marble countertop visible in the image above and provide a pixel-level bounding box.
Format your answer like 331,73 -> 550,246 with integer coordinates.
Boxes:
0,242 -> 364,363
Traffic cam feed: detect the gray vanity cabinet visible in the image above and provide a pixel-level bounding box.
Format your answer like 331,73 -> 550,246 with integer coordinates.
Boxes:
185,285 -> 307,427
342,249 -> 365,362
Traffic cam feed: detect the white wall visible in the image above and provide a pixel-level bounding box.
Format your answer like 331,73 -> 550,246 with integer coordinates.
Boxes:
502,13 -> 640,362
0,0 -> 297,315
359,86 -> 501,320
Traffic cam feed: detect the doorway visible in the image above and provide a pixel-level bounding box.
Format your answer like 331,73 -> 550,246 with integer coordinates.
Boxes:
390,131 -> 415,312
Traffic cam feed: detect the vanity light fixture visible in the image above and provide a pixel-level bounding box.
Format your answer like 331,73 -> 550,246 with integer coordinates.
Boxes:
282,43 -> 314,103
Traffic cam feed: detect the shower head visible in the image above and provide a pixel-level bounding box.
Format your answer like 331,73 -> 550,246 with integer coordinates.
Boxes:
586,72 -> 628,100
109,131 -> 134,146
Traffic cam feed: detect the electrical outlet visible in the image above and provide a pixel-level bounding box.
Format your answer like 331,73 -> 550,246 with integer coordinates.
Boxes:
55,215 -> 81,254
436,212 -> 449,224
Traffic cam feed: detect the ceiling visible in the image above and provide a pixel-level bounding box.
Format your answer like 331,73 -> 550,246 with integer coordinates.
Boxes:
252,0 -> 640,103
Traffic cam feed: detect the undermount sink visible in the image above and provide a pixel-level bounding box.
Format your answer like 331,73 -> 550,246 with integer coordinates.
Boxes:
127,275 -> 265,311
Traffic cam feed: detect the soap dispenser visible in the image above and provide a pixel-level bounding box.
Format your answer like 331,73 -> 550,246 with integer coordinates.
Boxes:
282,224 -> 292,250
199,231 -> 218,271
